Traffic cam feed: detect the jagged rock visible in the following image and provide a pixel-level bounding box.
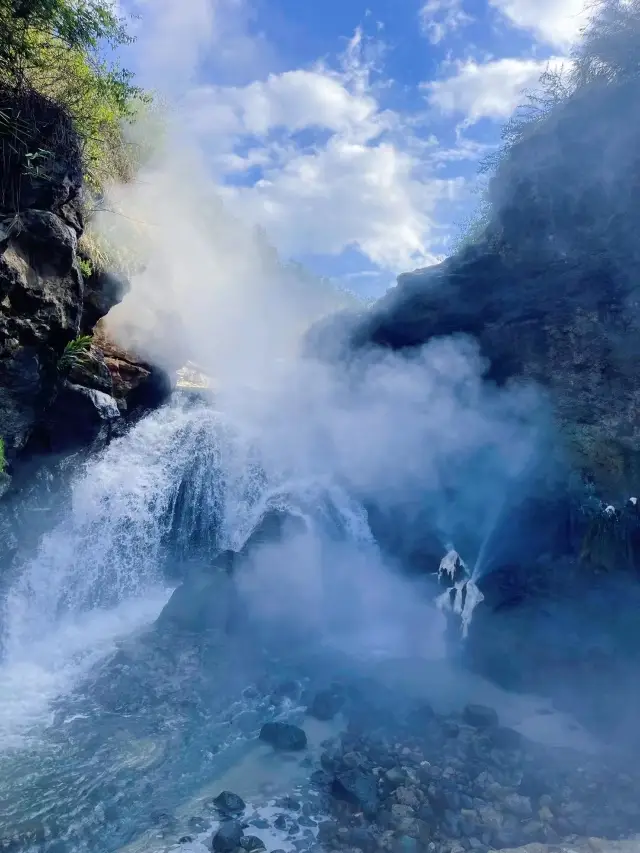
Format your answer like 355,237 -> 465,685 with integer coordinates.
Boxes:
65,347 -> 113,394
92,324 -> 172,416
44,381 -> 120,452
0,207 -> 165,461
259,722 -> 307,751
81,268 -> 129,331
0,211 -> 82,450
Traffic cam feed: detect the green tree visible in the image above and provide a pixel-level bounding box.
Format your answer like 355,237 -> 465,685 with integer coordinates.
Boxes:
0,0 -> 133,89
0,0 -> 151,194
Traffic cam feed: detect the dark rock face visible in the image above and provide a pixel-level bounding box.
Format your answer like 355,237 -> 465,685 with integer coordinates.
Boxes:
259,722 -> 308,751
0,208 -> 167,462
0,89 -> 170,475
319,80 -> 640,499
0,211 -> 83,451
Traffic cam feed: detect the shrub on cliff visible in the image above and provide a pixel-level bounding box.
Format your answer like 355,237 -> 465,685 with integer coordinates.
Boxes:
458,0 -> 640,248
0,0 -> 150,202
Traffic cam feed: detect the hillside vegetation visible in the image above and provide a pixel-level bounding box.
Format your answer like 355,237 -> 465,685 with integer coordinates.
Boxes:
0,0 -> 149,205
459,0 -> 640,248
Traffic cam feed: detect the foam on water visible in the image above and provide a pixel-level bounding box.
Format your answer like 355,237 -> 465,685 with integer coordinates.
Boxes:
0,394 -> 378,749
0,591 -> 169,747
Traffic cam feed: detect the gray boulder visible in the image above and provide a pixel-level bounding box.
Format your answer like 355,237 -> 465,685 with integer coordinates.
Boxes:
213,791 -> 246,816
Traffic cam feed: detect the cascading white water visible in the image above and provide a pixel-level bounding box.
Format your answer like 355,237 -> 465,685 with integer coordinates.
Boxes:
0,393 -> 377,745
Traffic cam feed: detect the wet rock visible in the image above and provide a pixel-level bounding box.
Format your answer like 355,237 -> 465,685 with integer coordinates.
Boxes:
331,769 -> 379,817
308,687 -> 345,721
503,793 -> 533,818
317,821 -> 340,845
395,787 -> 421,809
275,796 -> 302,811
488,727 -> 523,751
392,804 -> 415,821
385,768 -> 407,790
274,815 -> 287,831
259,722 -> 307,751
311,770 -> 332,788
45,381 -> 121,452
156,570 -> 239,635
463,705 -> 499,729
179,837 -> 194,845
212,821 -> 244,853
240,836 -> 266,851
213,791 -> 246,816
477,805 -> 503,832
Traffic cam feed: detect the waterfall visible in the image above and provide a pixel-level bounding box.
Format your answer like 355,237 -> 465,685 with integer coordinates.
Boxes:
0,393 -> 378,743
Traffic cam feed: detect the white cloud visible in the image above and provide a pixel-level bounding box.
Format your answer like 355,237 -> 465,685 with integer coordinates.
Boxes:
180,31 -> 462,272
187,68 -> 382,141
419,0 -> 474,44
424,56 -> 567,124
489,0 -> 589,48
220,137 -> 456,270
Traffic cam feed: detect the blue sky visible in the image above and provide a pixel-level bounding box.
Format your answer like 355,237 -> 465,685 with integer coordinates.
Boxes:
121,0 -> 587,297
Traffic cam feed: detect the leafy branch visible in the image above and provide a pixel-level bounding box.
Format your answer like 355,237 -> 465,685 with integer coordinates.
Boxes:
58,334 -> 92,374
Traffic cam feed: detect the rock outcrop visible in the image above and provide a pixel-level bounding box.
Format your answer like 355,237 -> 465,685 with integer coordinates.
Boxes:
313,79 -> 640,501
305,74 -> 640,729
0,88 -> 171,470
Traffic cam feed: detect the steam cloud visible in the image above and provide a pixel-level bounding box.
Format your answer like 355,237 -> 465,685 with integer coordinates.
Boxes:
95,0 -> 549,659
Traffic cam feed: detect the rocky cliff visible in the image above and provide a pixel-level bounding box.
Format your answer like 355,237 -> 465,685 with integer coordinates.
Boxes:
0,88 -> 170,478
0,88 -> 171,570
313,78 -> 640,502
305,67 -> 640,728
